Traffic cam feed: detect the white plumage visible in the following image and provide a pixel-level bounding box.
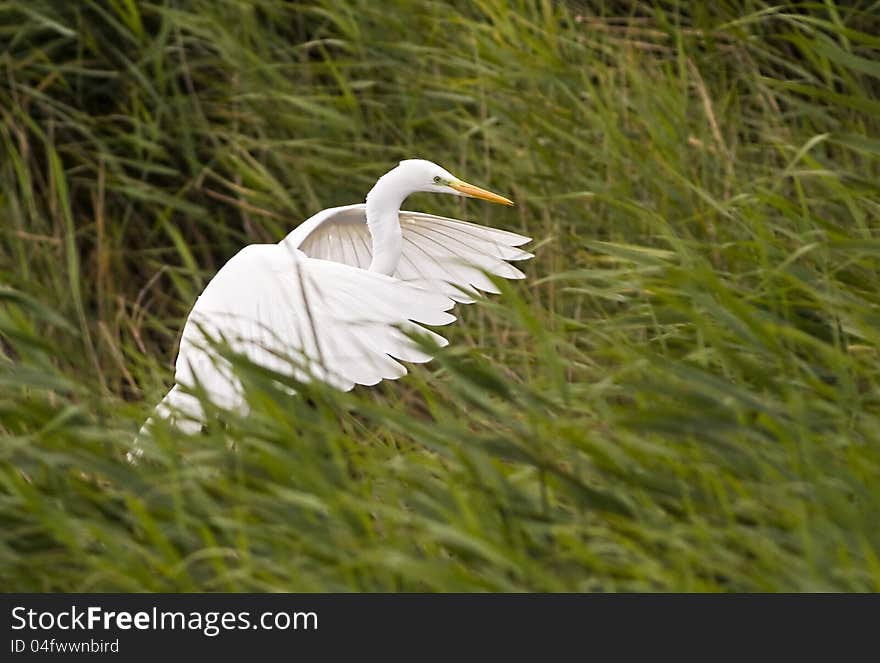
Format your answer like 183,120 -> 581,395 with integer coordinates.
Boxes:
144,159 -> 531,433
286,206 -> 532,301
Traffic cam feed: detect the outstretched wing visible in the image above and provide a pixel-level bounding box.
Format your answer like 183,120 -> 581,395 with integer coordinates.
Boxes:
173,243 -> 455,416
282,204 -> 532,302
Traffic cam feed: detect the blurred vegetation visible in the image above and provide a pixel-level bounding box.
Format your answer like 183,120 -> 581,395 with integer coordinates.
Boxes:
1,0 -> 879,591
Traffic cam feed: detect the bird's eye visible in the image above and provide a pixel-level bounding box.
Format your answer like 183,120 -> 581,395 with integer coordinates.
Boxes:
433,176 -> 441,183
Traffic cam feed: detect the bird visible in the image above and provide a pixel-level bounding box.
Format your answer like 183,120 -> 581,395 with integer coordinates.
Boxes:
144,159 -> 532,434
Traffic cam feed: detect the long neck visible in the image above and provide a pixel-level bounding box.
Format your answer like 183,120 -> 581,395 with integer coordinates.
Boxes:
365,169 -> 409,275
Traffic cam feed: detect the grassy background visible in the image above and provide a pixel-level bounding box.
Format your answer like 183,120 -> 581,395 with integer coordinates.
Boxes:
2,0 -> 879,591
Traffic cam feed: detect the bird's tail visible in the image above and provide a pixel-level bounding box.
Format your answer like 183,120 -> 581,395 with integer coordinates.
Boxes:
130,385 -> 203,462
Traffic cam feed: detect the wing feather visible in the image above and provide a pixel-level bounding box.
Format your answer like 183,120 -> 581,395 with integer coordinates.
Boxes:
283,204 -> 532,302
172,244 -> 455,419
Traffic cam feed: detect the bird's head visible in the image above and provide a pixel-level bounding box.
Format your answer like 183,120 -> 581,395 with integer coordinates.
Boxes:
396,159 -> 514,206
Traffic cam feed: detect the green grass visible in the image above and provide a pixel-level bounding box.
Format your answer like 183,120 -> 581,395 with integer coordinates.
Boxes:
1,0 -> 879,591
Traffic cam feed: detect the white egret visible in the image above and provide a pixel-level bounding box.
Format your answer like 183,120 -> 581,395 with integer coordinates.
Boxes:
146,159 -> 532,433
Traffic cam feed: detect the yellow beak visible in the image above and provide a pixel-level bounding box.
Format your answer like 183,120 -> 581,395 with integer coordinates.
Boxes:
449,179 -> 515,206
